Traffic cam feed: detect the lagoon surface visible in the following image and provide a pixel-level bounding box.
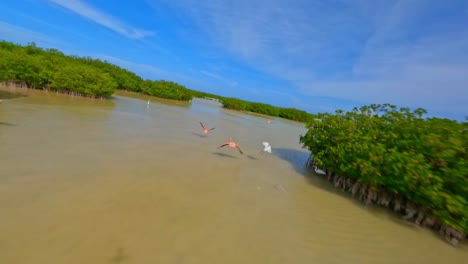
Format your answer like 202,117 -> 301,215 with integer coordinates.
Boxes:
1,86 -> 466,264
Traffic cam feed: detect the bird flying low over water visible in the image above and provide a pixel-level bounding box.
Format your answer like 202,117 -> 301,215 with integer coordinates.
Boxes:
262,142 -> 272,153
218,138 -> 243,154
200,122 -> 215,135
312,166 -> 326,175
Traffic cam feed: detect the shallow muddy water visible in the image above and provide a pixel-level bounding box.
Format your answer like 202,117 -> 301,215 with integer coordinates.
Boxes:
0,87 -> 466,263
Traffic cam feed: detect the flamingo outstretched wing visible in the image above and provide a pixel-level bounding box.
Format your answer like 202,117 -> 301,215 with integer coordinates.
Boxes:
200,122 -> 206,130
217,143 -> 229,149
208,127 -> 216,131
236,146 -> 244,154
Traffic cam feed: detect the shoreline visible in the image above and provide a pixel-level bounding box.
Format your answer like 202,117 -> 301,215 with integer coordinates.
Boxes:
306,156 -> 467,246
1,84 -> 293,122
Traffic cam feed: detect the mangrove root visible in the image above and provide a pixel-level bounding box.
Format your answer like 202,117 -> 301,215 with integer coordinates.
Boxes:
305,158 -> 467,245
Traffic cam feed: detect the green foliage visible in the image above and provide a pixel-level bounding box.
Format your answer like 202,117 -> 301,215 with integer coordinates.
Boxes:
0,41 -> 118,97
0,40 -> 197,101
50,64 -> 116,97
75,56 -> 143,92
247,102 -> 280,116
221,97 -> 250,111
1,40 -> 314,122
220,97 -> 313,122
300,104 -> 468,233
141,80 -> 193,101
279,108 -> 312,122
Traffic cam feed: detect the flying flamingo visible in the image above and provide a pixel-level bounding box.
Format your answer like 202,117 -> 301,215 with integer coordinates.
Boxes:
200,122 -> 215,135
217,138 -> 243,154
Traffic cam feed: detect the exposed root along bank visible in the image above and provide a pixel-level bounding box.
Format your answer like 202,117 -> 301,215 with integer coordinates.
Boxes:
1,82 -> 107,99
306,157 -> 467,246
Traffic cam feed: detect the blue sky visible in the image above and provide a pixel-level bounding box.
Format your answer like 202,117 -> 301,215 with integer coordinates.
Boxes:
1,0 -> 467,120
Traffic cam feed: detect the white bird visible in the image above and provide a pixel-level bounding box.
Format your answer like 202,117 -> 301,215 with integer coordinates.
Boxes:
262,142 -> 272,153
147,99 -> 150,105
312,166 -> 326,175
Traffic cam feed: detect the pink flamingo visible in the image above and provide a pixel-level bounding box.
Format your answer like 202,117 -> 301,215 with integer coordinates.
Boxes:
267,119 -> 272,124
200,122 -> 215,135
217,138 -> 244,154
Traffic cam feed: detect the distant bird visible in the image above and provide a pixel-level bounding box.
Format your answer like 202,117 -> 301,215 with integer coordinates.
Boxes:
267,119 -> 272,124
262,142 -> 272,153
218,138 -> 243,154
200,122 -> 215,135
147,99 -> 150,105
312,166 -> 326,175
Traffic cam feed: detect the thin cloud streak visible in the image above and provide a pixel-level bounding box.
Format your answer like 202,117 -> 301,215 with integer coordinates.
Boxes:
50,0 -> 153,39
0,20 -> 64,48
301,1 -> 468,115
98,55 -> 165,77
97,55 -> 220,93
1,0 -> 465,119
150,0 -> 467,118
200,70 -> 238,87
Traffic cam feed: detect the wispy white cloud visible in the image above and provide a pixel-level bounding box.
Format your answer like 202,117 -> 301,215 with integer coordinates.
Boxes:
303,0 -> 468,114
149,0 -> 468,117
97,55 -> 222,94
50,0 -> 153,39
16,13 -> 64,32
0,20 -> 64,47
200,70 -> 238,87
97,55 -> 165,78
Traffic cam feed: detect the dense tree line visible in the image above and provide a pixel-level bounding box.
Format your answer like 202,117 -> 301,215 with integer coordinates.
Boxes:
221,97 -> 312,122
141,80 -> 193,101
0,41 -> 193,101
75,56 -> 143,93
0,41 -> 117,97
300,104 -> 467,244
0,40 -> 314,120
